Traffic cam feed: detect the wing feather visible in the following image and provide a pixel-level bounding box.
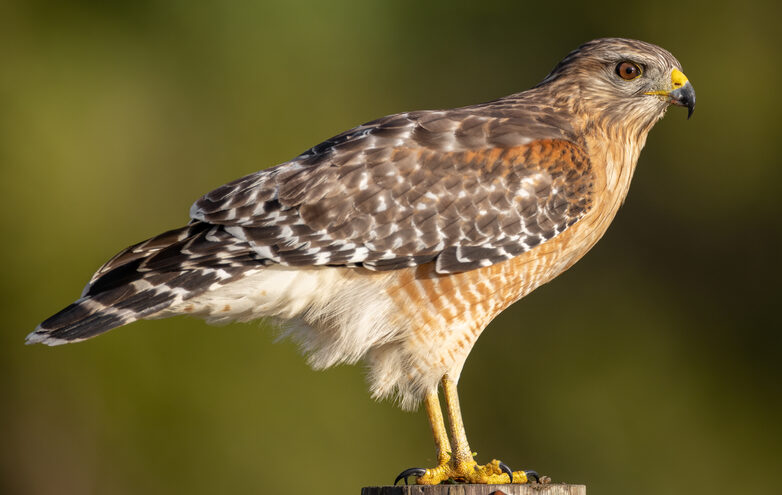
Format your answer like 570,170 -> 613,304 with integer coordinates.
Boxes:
190,104 -> 593,273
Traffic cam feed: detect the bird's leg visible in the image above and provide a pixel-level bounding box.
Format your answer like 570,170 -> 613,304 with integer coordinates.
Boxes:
441,374 -> 475,471
427,389 -> 452,466
405,391 -> 452,484
440,375 -> 537,484
394,375 -> 539,485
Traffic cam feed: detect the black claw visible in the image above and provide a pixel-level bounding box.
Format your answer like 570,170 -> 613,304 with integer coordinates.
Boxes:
394,468 -> 426,486
499,461 -> 513,482
524,470 -> 540,483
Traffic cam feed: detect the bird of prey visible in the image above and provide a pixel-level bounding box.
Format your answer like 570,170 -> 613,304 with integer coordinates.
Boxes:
29,38 -> 695,485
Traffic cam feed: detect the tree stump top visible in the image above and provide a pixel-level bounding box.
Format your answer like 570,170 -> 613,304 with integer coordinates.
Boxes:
361,484 -> 585,495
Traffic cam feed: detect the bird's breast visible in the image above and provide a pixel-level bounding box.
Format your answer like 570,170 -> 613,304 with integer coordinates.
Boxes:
384,133 -> 641,357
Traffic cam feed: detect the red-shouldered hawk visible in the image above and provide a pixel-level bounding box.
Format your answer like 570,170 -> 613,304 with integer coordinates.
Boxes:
28,38 -> 694,485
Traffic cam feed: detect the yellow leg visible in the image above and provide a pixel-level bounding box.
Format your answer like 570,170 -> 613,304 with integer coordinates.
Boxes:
442,375 -> 473,467
426,390 -> 451,466
401,375 -> 538,485
412,391 -> 452,484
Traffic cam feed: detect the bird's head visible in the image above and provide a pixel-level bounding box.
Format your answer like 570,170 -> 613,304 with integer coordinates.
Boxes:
539,38 -> 695,135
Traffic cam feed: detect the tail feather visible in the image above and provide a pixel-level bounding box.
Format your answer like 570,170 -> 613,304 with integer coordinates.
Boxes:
27,295 -> 149,345
28,221 -> 262,346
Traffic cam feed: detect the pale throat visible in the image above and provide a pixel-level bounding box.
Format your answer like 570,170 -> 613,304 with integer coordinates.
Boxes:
585,125 -> 646,229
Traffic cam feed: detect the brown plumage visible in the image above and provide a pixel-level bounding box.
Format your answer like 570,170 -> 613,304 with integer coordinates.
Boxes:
29,38 -> 695,485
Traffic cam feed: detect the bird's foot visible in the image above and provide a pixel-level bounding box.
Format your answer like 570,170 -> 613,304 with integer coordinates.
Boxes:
395,459 -> 539,485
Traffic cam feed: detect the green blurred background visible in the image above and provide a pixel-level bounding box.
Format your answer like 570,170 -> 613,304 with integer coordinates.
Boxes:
2,1 -> 780,494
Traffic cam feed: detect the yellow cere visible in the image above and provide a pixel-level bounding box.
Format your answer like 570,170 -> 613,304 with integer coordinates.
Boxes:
671,68 -> 689,88
645,68 -> 689,96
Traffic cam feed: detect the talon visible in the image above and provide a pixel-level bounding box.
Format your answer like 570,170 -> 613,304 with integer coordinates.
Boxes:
499,461 -> 513,483
394,467 -> 427,486
524,470 -> 540,483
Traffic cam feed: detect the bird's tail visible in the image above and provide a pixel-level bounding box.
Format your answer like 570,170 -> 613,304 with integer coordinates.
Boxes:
27,221 -> 261,346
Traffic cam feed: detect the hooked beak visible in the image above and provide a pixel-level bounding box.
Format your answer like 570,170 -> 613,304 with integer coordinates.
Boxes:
646,68 -> 696,119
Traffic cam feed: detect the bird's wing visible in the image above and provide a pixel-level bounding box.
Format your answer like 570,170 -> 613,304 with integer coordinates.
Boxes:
82,222 -> 261,297
29,104 -> 594,344
191,106 -> 594,274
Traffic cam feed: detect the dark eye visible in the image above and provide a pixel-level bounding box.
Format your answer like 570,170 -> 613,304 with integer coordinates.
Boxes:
616,61 -> 642,80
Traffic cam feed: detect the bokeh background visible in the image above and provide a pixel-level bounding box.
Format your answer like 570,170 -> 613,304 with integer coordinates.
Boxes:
1,1 -> 780,494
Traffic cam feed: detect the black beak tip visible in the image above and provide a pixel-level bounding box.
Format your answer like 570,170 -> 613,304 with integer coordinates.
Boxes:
671,81 -> 696,120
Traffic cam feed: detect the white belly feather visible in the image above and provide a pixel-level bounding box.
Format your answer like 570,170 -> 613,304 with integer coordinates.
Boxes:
160,265 -> 421,403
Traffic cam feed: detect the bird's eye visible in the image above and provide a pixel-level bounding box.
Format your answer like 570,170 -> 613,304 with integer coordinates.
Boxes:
616,61 -> 642,80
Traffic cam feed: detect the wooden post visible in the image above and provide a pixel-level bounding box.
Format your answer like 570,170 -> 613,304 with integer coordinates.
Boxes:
361,484 -> 585,495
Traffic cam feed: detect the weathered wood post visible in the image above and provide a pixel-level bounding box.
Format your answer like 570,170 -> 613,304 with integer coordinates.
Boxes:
361,484 -> 586,495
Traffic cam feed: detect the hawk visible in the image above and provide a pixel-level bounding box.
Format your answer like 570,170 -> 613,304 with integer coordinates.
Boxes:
28,38 -> 695,485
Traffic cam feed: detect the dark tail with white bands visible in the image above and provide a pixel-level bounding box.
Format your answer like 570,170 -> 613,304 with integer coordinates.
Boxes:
27,222 -> 262,345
